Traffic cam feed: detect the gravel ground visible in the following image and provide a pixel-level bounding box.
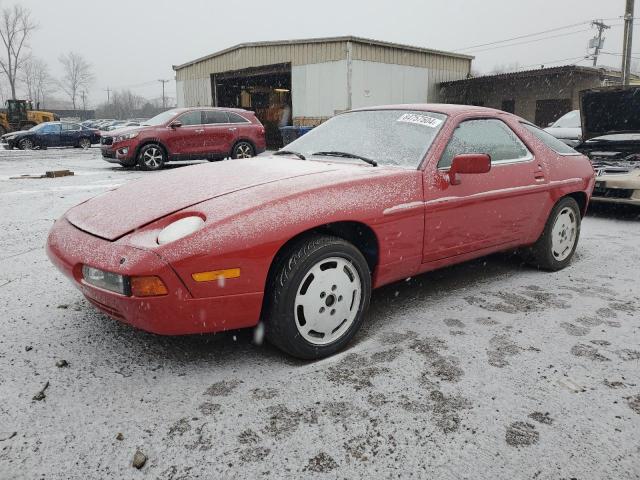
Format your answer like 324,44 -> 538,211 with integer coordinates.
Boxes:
0,148 -> 639,479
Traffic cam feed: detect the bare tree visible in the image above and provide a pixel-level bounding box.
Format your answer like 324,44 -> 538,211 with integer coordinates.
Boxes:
0,4 -> 37,99
20,57 -> 54,108
95,89 -> 146,119
58,51 -> 94,109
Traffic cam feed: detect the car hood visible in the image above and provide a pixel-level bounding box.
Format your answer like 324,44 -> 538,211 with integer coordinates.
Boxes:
2,130 -> 29,139
66,158 -> 350,241
580,86 -> 640,141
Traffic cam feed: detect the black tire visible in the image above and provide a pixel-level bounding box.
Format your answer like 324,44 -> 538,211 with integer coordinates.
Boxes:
78,137 -> 92,150
137,144 -> 165,171
526,197 -> 581,271
18,138 -> 35,150
264,235 -> 372,360
231,141 -> 255,159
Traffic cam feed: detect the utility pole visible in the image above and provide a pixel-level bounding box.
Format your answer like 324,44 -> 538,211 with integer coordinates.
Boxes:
158,79 -> 169,109
590,20 -> 610,66
81,91 -> 87,113
622,0 -> 635,86
104,87 -> 111,103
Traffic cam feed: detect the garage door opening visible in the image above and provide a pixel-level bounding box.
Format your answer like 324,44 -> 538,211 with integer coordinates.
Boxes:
212,63 -> 292,149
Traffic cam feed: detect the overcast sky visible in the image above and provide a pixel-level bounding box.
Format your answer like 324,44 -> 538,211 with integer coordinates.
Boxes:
15,0 -> 638,107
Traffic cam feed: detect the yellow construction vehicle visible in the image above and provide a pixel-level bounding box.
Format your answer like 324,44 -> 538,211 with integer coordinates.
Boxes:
0,100 -> 59,135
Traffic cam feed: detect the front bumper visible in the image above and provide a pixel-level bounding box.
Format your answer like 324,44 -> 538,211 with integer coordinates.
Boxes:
592,176 -> 640,206
46,218 -> 263,335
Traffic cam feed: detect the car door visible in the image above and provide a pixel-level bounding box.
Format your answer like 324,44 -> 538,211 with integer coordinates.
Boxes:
60,122 -> 82,147
422,116 -> 548,263
164,110 -> 205,158
39,123 -> 62,147
202,110 -> 237,156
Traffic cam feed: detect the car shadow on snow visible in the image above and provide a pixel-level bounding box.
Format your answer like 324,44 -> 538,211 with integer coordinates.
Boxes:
586,202 -> 640,221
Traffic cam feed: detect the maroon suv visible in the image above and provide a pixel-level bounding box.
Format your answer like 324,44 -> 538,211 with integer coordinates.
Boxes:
100,107 -> 266,170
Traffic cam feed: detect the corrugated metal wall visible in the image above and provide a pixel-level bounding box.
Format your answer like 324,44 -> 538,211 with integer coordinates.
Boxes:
175,40 -> 471,107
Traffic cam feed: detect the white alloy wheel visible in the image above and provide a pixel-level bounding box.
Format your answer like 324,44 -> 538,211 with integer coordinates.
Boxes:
550,206 -> 577,261
294,256 -> 362,345
143,147 -> 163,168
79,138 -> 91,149
234,143 -> 253,158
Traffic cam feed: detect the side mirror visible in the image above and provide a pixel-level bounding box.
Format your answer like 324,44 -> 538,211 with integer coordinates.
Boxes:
449,153 -> 491,185
170,121 -> 182,129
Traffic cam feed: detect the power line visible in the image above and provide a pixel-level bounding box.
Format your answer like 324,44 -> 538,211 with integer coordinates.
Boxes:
516,55 -> 591,71
453,19 -> 618,52
462,28 -> 594,54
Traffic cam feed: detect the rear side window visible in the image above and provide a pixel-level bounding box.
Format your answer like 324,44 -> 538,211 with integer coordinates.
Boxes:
203,110 -> 229,124
521,123 -> 580,155
228,112 -> 250,123
62,123 -> 81,131
438,119 -> 530,168
178,111 -> 203,126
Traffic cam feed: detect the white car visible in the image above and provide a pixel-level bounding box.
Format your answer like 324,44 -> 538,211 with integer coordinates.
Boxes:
544,110 -> 582,147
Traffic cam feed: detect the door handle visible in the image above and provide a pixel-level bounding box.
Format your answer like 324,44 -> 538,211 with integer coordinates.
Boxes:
228,127 -> 237,131
195,129 -> 204,133
534,164 -> 545,181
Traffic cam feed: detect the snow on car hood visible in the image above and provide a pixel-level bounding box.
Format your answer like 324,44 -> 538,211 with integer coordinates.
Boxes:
66,158 -> 342,241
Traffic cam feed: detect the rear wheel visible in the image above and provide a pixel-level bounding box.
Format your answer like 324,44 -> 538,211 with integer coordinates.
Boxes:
18,138 -> 34,150
527,197 -> 581,271
232,141 -> 254,159
137,144 -> 165,171
78,137 -> 91,150
264,235 -> 371,359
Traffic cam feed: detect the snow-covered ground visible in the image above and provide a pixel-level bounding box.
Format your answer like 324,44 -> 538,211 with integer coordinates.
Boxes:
0,148 -> 639,479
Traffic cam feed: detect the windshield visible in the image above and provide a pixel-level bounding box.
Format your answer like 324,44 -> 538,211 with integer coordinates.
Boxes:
142,109 -> 181,126
552,110 -> 581,128
30,123 -> 48,131
283,110 -> 447,168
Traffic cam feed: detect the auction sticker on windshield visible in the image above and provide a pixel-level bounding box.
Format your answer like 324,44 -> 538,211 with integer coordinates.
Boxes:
397,113 -> 443,128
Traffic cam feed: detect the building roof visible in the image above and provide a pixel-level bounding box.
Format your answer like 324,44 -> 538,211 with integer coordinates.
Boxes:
441,65 -> 633,86
173,36 -> 474,71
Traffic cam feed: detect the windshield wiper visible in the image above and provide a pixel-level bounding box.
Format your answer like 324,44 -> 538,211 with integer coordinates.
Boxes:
311,151 -> 378,167
274,150 -> 306,160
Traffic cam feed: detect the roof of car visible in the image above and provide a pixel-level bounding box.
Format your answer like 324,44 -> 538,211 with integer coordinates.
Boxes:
170,107 -> 251,113
350,103 -> 506,116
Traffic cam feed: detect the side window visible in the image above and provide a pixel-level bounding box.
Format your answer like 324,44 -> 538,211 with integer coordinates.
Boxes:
42,124 -> 61,134
228,112 -> 249,123
438,119 -> 531,168
62,123 -> 81,131
178,111 -> 203,126
203,110 -> 229,124
521,123 -> 579,155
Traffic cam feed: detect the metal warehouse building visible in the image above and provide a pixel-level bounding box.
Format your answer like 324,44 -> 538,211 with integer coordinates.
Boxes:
173,36 -> 473,147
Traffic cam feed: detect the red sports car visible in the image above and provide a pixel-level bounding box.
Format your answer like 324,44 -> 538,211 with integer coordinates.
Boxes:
47,104 -> 595,359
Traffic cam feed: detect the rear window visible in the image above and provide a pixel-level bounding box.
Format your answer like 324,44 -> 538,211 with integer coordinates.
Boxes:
522,123 -> 580,155
203,111 -> 229,124
228,112 -> 250,123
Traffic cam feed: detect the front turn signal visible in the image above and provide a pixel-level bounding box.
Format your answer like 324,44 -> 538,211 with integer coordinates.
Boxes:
130,276 -> 168,297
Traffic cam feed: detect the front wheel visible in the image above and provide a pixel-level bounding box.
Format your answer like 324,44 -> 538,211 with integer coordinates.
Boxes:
137,144 -> 165,171
18,138 -> 35,150
264,235 -> 371,360
78,137 -> 91,150
526,197 -> 581,271
232,141 -> 255,159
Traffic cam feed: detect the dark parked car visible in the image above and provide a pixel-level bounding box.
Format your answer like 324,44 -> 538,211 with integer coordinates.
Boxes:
1,121 -> 101,150
100,107 -> 266,170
